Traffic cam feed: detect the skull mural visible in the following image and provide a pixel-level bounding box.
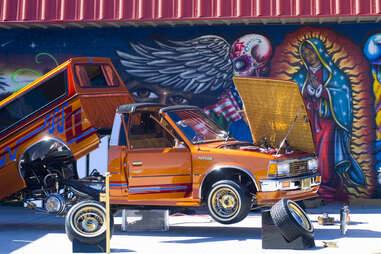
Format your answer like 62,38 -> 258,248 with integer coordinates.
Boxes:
230,34 -> 272,77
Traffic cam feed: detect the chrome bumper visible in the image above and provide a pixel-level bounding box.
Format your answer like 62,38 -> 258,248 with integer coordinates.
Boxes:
259,173 -> 321,192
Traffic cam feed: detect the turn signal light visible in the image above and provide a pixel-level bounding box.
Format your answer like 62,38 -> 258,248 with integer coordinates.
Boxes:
281,181 -> 290,188
268,163 -> 277,177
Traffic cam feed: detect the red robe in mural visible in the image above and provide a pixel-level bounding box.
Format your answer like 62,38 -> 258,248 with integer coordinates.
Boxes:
302,66 -> 341,198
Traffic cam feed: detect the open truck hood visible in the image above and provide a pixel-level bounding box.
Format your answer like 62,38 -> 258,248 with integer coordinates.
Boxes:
232,77 -> 315,154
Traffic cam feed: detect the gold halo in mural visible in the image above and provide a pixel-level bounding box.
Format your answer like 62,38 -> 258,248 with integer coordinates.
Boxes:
270,27 -> 375,199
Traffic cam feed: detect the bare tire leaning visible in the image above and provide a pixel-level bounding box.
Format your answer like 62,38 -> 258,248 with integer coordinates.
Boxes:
270,198 -> 314,242
207,180 -> 250,224
65,200 -> 114,245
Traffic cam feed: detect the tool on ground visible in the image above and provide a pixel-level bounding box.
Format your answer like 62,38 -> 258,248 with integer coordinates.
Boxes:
318,213 -> 335,225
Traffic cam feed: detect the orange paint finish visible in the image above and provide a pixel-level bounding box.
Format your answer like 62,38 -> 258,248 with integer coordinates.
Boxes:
0,57 -> 133,200
107,103 -> 319,208
256,185 -> 319,205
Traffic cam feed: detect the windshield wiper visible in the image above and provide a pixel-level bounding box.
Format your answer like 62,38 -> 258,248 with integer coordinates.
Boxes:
223,131 -> 231,142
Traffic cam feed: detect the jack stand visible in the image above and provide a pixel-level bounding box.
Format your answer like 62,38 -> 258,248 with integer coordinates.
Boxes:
72,239 -> 106,253
261,209 -> 315,249
121,209 -> 169,232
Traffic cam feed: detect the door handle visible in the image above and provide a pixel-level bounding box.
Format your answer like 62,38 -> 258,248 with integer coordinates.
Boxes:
132,161 -> 143,166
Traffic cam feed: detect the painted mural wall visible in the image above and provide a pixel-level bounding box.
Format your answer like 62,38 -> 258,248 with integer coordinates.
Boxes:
1,23 -> 381,201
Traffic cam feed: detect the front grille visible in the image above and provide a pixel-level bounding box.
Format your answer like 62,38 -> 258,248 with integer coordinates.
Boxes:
290,160 -> 308,175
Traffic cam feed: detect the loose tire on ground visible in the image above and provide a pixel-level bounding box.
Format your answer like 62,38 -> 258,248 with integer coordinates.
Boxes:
65,200 -> 114,245
207,180 -> 251,224
270,198 -> 314,242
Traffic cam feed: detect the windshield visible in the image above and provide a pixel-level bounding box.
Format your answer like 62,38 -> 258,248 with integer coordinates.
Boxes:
166,109 -> 233,144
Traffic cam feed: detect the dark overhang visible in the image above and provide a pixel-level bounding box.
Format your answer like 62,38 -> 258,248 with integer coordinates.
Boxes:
0,0 -> 380,29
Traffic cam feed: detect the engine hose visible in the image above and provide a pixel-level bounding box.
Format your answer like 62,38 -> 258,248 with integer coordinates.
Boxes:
43,173 -> 58,188
68,186 -> 93,200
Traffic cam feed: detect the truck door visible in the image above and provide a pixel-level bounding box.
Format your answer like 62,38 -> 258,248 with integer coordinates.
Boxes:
108,113 -> 129,196
125,111 -> 192,200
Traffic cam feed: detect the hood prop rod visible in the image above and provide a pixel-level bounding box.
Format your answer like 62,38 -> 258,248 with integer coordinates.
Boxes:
276,105 -> 303,156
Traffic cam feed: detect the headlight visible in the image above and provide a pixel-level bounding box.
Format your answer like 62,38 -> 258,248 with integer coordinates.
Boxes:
277,163 -> 290,176
308,159 -> 318,171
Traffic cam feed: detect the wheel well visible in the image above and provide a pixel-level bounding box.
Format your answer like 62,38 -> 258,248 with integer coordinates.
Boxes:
201,168 -> 257,202
18,138 -> 77,187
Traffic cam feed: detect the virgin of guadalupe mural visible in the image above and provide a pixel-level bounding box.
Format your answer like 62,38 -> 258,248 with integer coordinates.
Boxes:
270,27 -> 376,201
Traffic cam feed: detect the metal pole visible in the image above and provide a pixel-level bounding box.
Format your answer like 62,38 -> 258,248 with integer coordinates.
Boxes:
105,172 -> 111,254
340,203 -> 350,235
86,154 -> 90,176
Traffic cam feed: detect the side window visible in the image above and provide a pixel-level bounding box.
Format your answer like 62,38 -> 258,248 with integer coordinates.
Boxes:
109,113 -> 129,146
160,117 -> 182,141
0,70 -> 67,134
74,64 -> 120,88
119,114 -> 128,146
129,111 -> 175,149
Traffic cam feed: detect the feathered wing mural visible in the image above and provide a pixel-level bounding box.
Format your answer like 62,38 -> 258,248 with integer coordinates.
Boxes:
116,35 -> 233,94
270,27 -> 376,200
115,34 -> 271,138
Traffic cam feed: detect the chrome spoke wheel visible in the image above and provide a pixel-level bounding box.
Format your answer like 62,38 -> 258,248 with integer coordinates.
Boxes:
65,200 -> 114,245
72,207 -> 106,237
211,187 -> 240,218
288,202 -> 312,231
207,180 -> 250,224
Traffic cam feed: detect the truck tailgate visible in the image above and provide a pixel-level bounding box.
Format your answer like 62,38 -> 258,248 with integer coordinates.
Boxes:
79,92 -> 133,129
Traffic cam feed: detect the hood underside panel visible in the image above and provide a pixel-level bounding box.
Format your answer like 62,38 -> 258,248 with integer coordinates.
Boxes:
233,77 -> 315,154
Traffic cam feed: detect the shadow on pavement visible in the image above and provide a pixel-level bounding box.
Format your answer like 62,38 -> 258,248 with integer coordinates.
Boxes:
110,248 -> 135,253
113,225 -> 261,244
314,227 -> 381,240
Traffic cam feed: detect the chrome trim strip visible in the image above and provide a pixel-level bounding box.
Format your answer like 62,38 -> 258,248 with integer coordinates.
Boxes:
259,173 -> 321,192
199,165 -> 259,199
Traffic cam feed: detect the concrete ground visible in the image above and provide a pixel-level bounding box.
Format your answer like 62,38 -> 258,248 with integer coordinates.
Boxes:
1,202 -> 381,254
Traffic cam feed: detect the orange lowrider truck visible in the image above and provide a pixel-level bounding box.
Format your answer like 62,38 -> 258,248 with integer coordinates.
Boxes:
0,57 -> 320,244
0,56 -> 133,207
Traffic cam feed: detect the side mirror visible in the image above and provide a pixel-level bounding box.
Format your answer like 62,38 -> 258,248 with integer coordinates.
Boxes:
175,139 -> 186,148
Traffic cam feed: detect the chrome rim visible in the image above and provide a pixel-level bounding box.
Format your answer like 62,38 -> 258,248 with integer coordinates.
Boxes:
72,206 -> 106,236
288,202 -> 311,231
211,186 -> 240,218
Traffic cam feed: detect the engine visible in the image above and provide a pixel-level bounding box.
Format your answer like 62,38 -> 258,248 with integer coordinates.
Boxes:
23,171 -> 105,216
17,140 -> 104,215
